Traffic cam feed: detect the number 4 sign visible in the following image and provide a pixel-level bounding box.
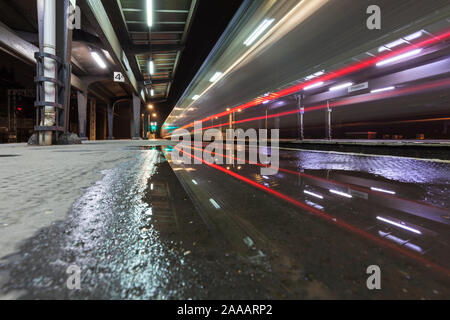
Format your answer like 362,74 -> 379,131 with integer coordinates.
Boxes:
114,72 -> 125,83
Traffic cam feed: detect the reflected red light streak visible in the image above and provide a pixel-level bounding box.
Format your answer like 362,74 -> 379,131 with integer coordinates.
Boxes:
189,145 -> 449,213
172,30 -> 450,134
173,146 -> 450,277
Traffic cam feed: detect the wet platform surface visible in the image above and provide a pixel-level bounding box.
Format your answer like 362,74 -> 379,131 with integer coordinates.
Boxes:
1,141 -> 449,299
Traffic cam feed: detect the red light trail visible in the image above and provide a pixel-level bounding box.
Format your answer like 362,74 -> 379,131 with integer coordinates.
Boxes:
170,30 -> 450,135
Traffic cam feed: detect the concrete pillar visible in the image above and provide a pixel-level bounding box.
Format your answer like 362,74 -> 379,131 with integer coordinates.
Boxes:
131,93 -> 141,140
89,98 -> 96,140
77,90 -> 87,139
107,103 -> 113,140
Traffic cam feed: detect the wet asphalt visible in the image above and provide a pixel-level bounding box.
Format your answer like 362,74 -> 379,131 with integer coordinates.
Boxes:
1,145 -> 449,299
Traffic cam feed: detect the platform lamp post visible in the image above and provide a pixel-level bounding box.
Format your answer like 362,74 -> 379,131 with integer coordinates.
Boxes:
326,100 -> 332,140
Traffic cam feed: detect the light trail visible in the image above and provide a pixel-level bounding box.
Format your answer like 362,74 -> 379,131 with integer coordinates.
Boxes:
172,146 -> 450,277
170,30 -> 450,135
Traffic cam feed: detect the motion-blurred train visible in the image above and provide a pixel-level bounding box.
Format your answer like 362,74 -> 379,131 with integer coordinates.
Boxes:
162,0 -> 450,140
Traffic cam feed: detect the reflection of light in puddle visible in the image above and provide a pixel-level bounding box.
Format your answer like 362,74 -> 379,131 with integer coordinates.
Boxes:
371,187 -> 396,195
330,189 -> 352,198
304,190 -> 324,199
305,200 -> 324,211
378,231 -> 424,253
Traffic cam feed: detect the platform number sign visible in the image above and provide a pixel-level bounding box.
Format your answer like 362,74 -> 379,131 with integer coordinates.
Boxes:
114,72 -> 125,83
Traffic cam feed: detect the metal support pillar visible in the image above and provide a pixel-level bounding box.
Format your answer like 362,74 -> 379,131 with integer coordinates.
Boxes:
77,90 -> 87,140
107,103 -> 113,140
131,93 -> 142,140
35,0 -> 74,145
40,0 -> 57,145
89,98 -> 96,140
326,100 -> 332,140
297,94 -> 304,141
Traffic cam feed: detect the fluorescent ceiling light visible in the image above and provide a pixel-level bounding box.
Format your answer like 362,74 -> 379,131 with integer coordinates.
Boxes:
304,190 -> 324,199
329,189 -> 353,198
147,0 -> 153,27
371,86 -> 395,94
404,30 -> 423,41
149,60 -> 154,75
244,18 -> 275,47
304,81 -> 324,91
376,216 -> 422,235
371,187 -> 396,194
329,82 -> 353,91
151,89 -> 154,96
91,51 -> 107,69
209,72 -> 223,83
376,48 -> 422,67
192,95 -> 200,100
209,198 -> 221,209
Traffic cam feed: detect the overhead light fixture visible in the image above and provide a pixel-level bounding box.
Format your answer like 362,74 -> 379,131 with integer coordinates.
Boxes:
147,0 -> 153,27
244,18 -> 275,47
209,72 -> 223,83
148,104 -> 154,110
151,89 -> 154,96
371,86 -> 395,93
329,82 -> 353,91
376,216 -> 421,235
149,60 -> 154,75
209,198 -> 221,209
304,81 -> 324,91
192,95 -> 200,100
91,51 -> 107,69
376,48 -> 422,67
